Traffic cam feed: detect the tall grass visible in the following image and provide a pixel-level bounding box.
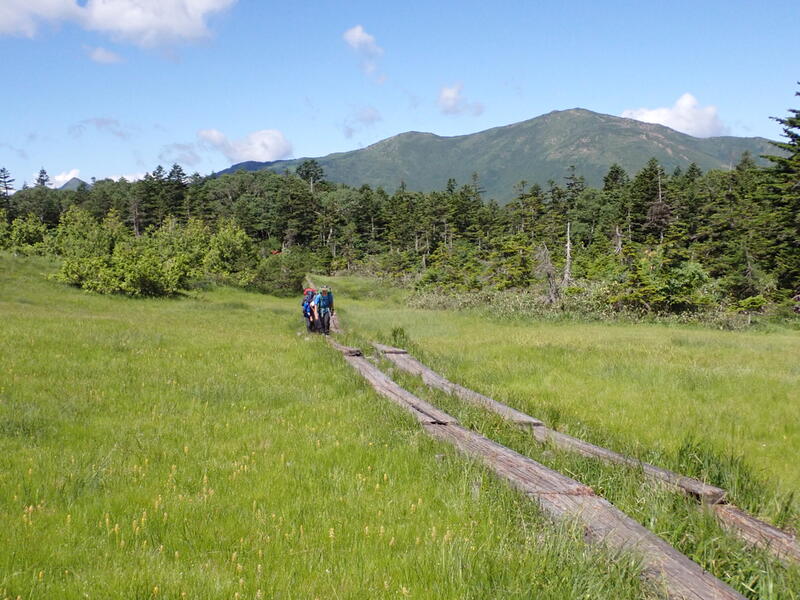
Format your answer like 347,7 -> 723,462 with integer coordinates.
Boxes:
2,255 -> 654,599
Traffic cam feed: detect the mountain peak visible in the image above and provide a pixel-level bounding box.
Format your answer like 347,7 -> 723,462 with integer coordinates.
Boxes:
58,177 -> 89,191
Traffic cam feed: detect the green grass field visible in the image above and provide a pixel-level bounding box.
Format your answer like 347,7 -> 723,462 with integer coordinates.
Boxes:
2,257 -> 798,599
1,255 -> 652,600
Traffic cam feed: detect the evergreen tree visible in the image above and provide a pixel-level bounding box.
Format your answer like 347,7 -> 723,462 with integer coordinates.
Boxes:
629,158 -> 667,241
35,168 -> 50,188
762,85 -> 800,290
0,167 -> 14,215
602,164 -> 628,191
296,159 -> 325,193
166,163 -> 188,219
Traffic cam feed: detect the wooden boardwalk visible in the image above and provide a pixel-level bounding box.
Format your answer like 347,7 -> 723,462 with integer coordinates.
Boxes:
373,343 -> 800,566
331,340 -> 745,600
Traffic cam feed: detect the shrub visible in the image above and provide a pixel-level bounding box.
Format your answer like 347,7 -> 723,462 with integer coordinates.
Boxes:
203,220 -> 255,286
9,213 -> 48,254
0,208 -> 9,249
249,251 -> 307,296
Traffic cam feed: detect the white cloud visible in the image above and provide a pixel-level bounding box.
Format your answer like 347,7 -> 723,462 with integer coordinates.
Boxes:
69,117 -> 131,140
198,128 -> 292,163
343,24 -> 384,79
52,168 -> 80,188
621,93 -> 728,138
0,142 -> 28,160
105,172 -> 146,182
342,106 -> 382,138
86,45 -> 122,63
0,0 -> 236,46
343,24 -> 382,57
438,83 -> 484,116
159,142 -> 202,166
0,0 -> 80,36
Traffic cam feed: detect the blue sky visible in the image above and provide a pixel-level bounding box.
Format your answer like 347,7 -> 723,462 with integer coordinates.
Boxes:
1,0 -> 797,188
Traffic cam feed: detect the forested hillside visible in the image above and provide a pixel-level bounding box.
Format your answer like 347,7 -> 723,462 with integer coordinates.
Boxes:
1,94 -> 798,318
218,109 -> 777,201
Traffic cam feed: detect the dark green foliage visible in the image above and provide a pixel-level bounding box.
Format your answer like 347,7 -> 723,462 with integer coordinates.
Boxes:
761,84 -> 800,291
8,213 -> 48,253
0,167 -> 14,210
607,245 -> 712,313
249,250 -> 308,296
295,159 -> 325,193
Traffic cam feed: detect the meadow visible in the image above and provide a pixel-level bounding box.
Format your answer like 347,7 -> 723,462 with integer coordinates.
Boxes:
1,257 -> 798,599
1,255 -> 650,600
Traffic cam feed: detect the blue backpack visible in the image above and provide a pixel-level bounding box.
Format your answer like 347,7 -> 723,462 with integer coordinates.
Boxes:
301,289 -> 315,317
317,291 -> 333,311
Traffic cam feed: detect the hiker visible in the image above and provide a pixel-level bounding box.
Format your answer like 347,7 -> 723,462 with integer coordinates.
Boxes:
312,286 -> 335,335
301,287 -> 316,331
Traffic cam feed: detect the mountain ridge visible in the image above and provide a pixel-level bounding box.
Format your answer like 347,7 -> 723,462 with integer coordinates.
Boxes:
219,108 -> 777,202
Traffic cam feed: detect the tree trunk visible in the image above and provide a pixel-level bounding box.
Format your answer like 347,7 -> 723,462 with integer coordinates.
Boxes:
562,221 -> 572,286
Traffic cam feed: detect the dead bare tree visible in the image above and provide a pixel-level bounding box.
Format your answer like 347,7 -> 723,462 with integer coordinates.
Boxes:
536,244 -> 560,305
562,221 -> 572,286
614,225 -> 623,254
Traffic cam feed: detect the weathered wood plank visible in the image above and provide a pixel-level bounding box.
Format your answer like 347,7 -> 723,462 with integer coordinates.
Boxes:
374,344 -> 543,427
339,351 -> 457,424
372,342 -> 407,354
531,427 -> 727,504
375,344 -> 726,503
327,339 -> 361,356
331,342 -> 744,599
712,504 -> 800,565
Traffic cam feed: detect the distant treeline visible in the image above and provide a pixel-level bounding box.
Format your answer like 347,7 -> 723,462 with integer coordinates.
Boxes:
1,95 -> 798,313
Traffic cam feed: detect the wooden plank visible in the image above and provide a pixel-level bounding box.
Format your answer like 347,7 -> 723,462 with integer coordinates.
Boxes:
531,428 -> 727,505
374,344 -> 543,427
338,351 -> 457,424
330,343 -> 744,599
327,339 -> 361,356
712,504 -> 800,565
372,342 -> 407,354
375,344 -> 725,504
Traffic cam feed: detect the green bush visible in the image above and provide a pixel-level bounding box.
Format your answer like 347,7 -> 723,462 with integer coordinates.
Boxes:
249,251 -> 307,296
203,219 -> 255,286
9,213 -> 48,254
0,208 -> 9,249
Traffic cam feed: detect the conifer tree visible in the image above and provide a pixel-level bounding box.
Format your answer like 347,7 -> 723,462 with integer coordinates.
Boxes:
0,167 -> 14,214
762,85 -> 800,290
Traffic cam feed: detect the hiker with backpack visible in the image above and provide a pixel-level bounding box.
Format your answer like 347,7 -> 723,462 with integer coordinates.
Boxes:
312,286 -> 335,335
301,287 -> 316,332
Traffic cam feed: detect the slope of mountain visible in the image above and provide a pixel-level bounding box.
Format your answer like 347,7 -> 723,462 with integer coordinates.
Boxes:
219,109 -> 777,203
58,177 -> 89,191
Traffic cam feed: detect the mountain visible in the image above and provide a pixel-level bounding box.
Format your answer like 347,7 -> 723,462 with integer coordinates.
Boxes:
219,109 -> 777,203
59,177 -> 89,191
